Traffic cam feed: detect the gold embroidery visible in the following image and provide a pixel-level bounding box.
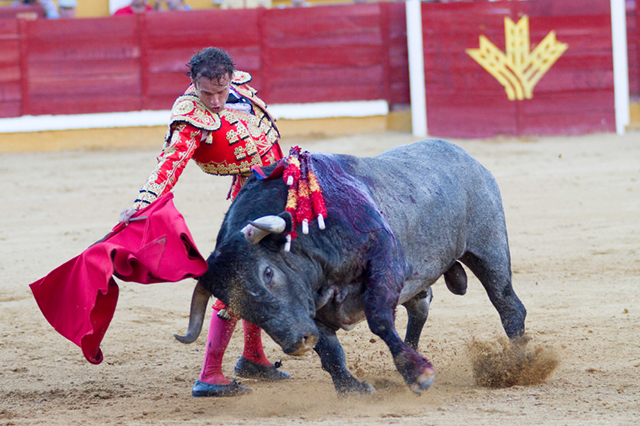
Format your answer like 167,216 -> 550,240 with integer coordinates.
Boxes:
222,108 -> 279,155
135,125 -> 199,210
169,96 -> 222,131
236,123 -> 250,141
245,141 -> 257,156
247,121 -> 262,139
170,128 -> 182,144
234,146 -> 247,160
225,124 -> 250,145
235,84 -> 263,108
197,154 -> 262,176
232,141 -> 258,161
219,109 -> 239,126
174,100 -> 194,115
226,129 -> 239,144
231,71 -> 252,85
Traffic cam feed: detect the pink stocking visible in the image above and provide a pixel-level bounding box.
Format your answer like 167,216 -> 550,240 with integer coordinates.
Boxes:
199,308 -> 238,384
241,320 -> 271,366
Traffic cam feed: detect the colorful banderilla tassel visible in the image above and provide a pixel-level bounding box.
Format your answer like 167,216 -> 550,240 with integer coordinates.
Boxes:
297,169 -> 312,235
283,156 -> 300,187
307,168 -> 326,230
284,178 -> 298,247
281,146 -> 328,251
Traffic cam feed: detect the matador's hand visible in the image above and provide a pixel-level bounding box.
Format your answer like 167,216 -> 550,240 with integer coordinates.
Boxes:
119,208 -> 137,224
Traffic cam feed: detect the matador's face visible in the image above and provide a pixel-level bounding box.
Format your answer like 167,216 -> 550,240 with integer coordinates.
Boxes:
192,73 -> 231,114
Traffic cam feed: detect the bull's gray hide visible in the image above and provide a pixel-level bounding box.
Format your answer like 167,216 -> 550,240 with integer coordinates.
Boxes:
177,139 -> 527,395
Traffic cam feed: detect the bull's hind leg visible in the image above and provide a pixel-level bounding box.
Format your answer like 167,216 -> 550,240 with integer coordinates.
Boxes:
460,251 -> 526,339
402,287 -> 433,350
313,322 -> 375,395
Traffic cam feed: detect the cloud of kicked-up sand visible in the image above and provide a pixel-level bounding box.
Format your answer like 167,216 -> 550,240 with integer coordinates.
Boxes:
468,335 -> 559,388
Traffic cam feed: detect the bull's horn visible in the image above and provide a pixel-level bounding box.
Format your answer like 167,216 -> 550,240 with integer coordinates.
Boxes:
241,215 -> 286,244
174,282 -> 211,344
248,216 -> 286,233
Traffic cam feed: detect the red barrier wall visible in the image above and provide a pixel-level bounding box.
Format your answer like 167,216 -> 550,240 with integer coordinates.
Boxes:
139,8 -> 263,110
387,1 -> 410,105
0,19 -> 20,118
20,16 -> 142,115
138,3 -> 411,108
262,4 -> 389,104
0,1 -> 638,138
628,0 -> 639,98
626,0 -> 640,98
0,5 -> 45,20
423,0 -> 618,137
423,1 -> 518,137
517,0 -> 615,136
2,3 -> 409,118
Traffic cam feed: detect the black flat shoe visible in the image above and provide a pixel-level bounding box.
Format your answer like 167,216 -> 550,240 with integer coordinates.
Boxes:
191,379 -> 252,397
234,357 -> 291,381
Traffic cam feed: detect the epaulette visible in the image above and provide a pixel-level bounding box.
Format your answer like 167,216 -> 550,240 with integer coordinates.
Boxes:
168,94 -> 222,132
231,71 -> 252,85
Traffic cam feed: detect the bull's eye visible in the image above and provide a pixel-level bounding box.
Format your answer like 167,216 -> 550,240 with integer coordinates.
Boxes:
263,267 -> 273,283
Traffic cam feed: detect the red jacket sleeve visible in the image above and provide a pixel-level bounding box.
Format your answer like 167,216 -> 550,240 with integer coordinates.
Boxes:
132,122 -> 201,210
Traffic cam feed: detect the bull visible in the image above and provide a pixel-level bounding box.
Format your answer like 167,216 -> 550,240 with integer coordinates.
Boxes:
176,139 -> 527,395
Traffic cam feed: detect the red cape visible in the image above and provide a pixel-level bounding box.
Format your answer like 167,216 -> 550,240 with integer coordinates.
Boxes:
29,193 -> 208,364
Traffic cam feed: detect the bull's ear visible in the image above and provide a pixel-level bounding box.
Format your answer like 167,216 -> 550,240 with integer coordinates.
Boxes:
278,211 -> 293,233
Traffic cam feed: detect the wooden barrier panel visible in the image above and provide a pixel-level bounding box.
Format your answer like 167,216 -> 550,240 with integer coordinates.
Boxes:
20,16 -> 142,116
387,1 -> 410,105
632,0 -> 640,98
423,1 -> 518,137
423,0 -> 616,138
0,5 -> 45,20
261,3 -> 389,104
0,19 -> 21,118
515,3 -> 615,135
140,9 -> 262,110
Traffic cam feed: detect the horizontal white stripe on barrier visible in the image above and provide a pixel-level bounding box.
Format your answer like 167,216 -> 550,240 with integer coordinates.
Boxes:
0,110 -> 172,133
269,100 -> 389,120
0,100 -> 389,134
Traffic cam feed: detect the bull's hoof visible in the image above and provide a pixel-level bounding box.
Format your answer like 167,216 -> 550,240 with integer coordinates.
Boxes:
357,380 -> 377,395
234,357 -> 291,381
408,368 -> 435,395
337,379 -> 376,396
192,379 -> 252,397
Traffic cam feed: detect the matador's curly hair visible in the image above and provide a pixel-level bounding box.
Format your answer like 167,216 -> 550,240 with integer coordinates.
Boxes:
186,47 -> 235,84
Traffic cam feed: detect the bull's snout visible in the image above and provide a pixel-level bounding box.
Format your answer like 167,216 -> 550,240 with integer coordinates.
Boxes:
283,332 -> 318,356
262,313 -> 319,356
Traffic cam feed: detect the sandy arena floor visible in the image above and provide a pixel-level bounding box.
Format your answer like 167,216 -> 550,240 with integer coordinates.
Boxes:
1,130 -> 639,425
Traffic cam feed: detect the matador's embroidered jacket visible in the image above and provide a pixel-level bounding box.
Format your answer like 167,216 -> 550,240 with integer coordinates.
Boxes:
132,71 -> 283,210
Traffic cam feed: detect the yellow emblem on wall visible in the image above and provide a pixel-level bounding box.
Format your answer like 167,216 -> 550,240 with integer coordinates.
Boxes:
466,16 -> 568,101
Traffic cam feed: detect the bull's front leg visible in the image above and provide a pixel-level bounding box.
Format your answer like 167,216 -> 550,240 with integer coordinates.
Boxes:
313,322 -> 375,395
364,280 -> 435,395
